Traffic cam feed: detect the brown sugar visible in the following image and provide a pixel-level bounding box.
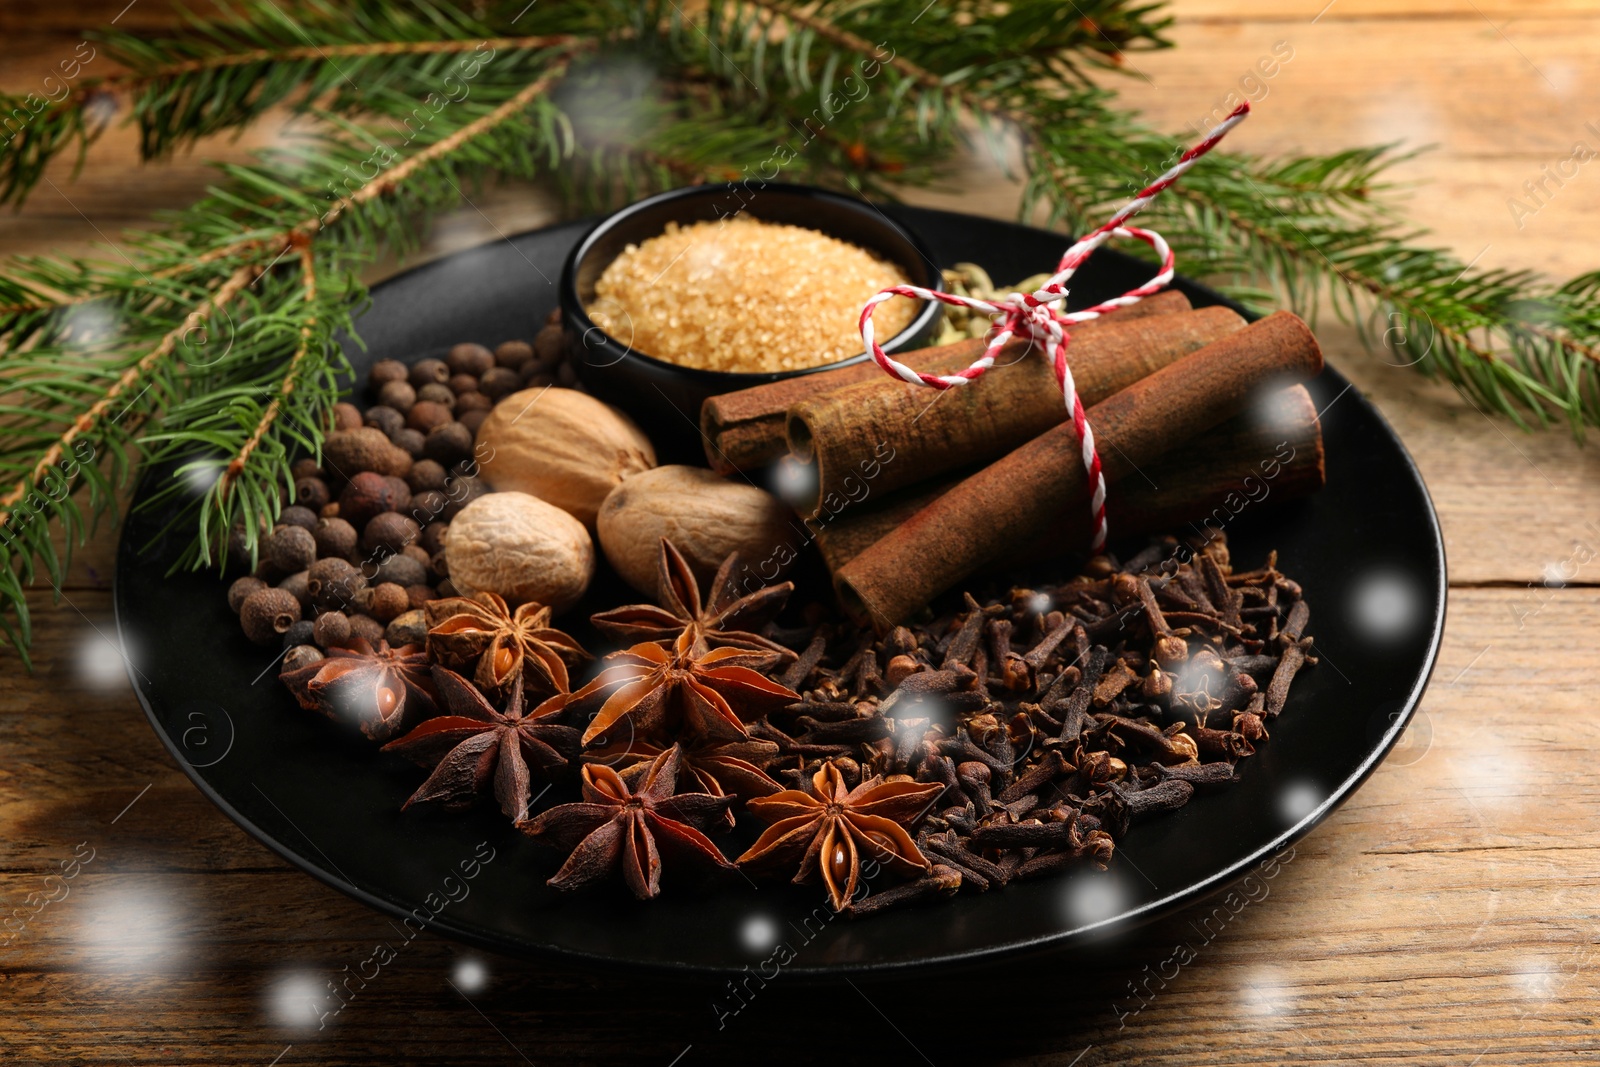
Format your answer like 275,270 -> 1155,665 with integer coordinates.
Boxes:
587,216 -> 918,374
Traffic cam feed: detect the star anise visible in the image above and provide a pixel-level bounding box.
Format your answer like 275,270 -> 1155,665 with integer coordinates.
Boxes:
737,761 -> 944,911
591,540 -> 795,661
382,666 -> 581,820
518,744 -> 734,900
585,736 -> 783,829
424,592 -> 588,695
280,638 -> 436,742
575,628 -> 800,748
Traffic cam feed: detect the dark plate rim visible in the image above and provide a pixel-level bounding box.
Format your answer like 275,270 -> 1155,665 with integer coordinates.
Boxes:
117,210 -> 1447,978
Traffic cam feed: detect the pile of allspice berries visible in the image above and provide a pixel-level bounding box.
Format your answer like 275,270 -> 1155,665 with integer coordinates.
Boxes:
226,313 -> 572,669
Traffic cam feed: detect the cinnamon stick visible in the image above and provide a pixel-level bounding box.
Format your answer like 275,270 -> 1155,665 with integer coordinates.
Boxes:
700,289 -> 1193,474
808,384 -> 1324,574
787,305 -> 1245,518
834,312 -> 1324,629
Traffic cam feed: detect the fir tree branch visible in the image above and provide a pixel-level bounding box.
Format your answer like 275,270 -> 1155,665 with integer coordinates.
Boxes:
0,263 -> 256,532
219,238 -> 319,497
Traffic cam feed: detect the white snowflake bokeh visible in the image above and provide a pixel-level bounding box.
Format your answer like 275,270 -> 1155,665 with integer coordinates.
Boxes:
769,456 -> 819,512
739,914 -> 780,954
1063,872 -> 1127,928
1277,780 -> 1322,824
267,969 -> 327,1032
1348,567 -> 1423,643
76,628 -> 133,691
451,956 -> 489,994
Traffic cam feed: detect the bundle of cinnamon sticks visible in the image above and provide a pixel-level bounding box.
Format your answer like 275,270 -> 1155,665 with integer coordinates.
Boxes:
700,292 -> 1326,630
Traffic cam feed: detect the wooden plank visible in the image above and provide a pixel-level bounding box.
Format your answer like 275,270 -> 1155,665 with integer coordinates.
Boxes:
1175,0 -> 1600,19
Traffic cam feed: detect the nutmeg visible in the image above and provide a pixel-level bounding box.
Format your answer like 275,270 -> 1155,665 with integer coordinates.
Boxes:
477,388 -> 655,529
596,465 -> 792,598
444,491 -> 593,613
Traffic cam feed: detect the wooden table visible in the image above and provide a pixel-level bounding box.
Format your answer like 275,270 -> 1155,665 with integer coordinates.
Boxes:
5,2 -> 1599,1063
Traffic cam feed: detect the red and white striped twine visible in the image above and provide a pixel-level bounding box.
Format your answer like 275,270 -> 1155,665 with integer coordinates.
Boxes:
858,101 -> 1251,552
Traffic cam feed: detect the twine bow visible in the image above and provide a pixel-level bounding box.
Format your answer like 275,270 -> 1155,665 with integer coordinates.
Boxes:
857,102 -> 1251,552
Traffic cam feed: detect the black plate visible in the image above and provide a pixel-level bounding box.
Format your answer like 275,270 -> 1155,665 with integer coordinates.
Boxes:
117,206 -> 1446,977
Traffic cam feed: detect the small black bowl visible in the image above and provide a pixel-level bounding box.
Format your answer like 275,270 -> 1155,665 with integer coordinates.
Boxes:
558,183 -> 944,452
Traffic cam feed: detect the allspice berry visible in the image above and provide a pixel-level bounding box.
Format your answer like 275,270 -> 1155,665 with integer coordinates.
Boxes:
406,584 -> 437,610
407,400 -> 454,434
447,373 -> 478,396
370,359 -> 409,388
420,521 -> 449,556
313,611 -> 353,648
453,391 -> 493,414
374,551 -> 427,588
291,457 -> 323,481
393,427 -> 426,459
282,620 -> 316,650
447,342 -> 495,377
293,476 -> 330,511
332,402 -> 363,431
459,409 -> 488,438
478,366 -> 520,401
278,570 -> 312,610
279,504 -> 319,531
423,422 -> 473,466
377,380 -> 417,414
407,459 -> 447,493
364,512 -> 421,556
385,608 -> 428,647
416,383 -> 456,409
409,358 -> 449,389
340,470 -> 404,528
264,524 -> 317,572
410,490 -> 448,527
308,557 -> 366,612
382,476 -> 412,514
441,476 -> 487,522
228,576 -> 267,614
283,645 -> 324,672
495,339 -> 534,369
532,324 -> 565,369
325,427 -> 409,477
241,587 -> 302,645
348,614 -> 386,644
312,517 -> 358,560
365,405 -> 405,441
364,582 -> 409,623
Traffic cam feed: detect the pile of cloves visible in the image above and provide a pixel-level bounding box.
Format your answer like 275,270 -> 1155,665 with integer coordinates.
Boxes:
751,531 -> 1315,915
